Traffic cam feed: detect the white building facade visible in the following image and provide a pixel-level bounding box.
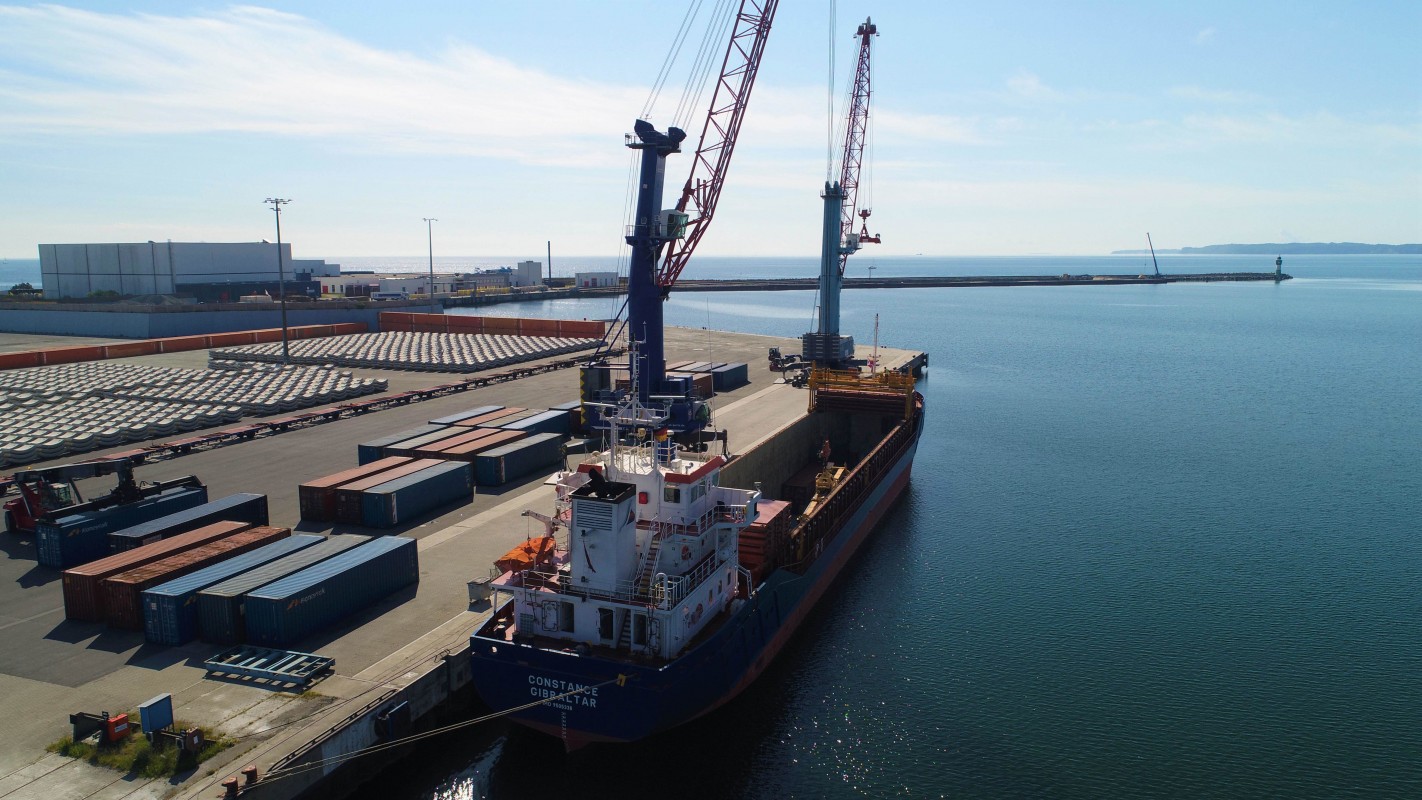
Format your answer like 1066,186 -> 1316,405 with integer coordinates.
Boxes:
37,242 -> 339,300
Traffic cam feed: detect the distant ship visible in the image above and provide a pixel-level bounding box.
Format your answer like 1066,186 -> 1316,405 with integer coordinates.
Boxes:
468,366 -> 923,747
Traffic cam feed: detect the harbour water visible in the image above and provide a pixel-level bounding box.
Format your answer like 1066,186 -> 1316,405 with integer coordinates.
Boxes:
356,255 -> 1421,799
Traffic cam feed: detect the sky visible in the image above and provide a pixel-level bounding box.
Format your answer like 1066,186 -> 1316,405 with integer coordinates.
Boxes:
1,1 -> 1418,260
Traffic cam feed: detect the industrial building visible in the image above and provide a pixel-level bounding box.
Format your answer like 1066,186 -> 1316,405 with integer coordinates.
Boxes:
574,271 -> 619,288
38,242 -> 339,301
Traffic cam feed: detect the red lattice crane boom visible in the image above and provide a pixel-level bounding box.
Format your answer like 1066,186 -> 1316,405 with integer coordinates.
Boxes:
656,0 -> 779,289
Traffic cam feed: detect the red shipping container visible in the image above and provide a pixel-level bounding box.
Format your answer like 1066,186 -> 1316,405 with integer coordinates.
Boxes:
445,315 -> 485,332
435,429 -> 528,462
39,345 -> 105,365
412,428 -> 504,458
298,457 -> 413,521
101,526 -> 291,629
0,351 -> 43,370
103,341 -> 158,359
62,521 -> 254,622
449,407 -> 527,428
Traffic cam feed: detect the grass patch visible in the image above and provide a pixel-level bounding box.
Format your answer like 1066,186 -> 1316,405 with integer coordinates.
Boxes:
47,720 -> 233,778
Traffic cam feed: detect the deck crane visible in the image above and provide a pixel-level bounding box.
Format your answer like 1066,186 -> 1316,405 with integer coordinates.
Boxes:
803,17 -> 880,368
606,0 -> 778,436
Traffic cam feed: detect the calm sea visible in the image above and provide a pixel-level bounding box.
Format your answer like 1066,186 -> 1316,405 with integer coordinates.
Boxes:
348,255 -> 1422,800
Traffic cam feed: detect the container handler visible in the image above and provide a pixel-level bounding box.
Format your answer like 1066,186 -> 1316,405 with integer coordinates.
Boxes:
2,458 -> 202,535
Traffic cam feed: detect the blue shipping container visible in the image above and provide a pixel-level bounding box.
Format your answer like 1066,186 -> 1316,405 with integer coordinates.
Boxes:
473,433 -> 564,486
141,534 -> 323,646
498,409 -> 572,437
197,535 -> 370,644
359,462 -> 473,528
428,405 -> 503,426
36,486 -> 210,569
357,425 -> 447,465
710,362 -> 749,391
109,493 -> 269,552
244,536 -> 419,647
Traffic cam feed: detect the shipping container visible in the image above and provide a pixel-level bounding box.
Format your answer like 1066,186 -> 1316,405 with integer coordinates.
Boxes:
142,534 -> 323,646
332,459 -> 444,523
473,433 -> 565,486
382,428 -> 483,459
434,429 -> 527,462
36,485 -> 210,569
410,428 -> 502,458
447,407 -> 527,428
360,462 -> 473,528
710,362 -> 749,391
102,527 -> 290,630
357,425 -> 448,465
496,409 -> 572,437
197,535 -> 371,644
243,536 -> 419,648
62,520 -> 253,622
108,493 -> 268,552
549,399 -> 586,434
428,405 -> 504,426
298,457 -> 413,521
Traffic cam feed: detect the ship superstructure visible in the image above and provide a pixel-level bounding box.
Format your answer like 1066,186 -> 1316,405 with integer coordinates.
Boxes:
490,388 -> 759,661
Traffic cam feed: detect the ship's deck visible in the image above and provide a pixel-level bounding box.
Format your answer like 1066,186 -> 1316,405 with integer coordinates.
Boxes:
0,326 -> 922,797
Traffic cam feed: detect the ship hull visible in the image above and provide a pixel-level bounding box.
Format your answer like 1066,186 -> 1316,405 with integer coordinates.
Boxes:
468,405 -> 922,748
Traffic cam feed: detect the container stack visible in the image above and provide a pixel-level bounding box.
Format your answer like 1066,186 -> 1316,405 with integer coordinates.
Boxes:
243,536 -> 419,648
473,433 -> 564,486
736,500 -> 794,585
298,457 -> 413,521
198,535 -> 371,644
36,485 -> 211,569
62,520 -> 255,622
108,493 -> 269,552
101,526 -> 291,629
142,534 -> 324,646
359,462 -> 473,528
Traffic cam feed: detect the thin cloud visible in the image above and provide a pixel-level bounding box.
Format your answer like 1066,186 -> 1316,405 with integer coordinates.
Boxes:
1170,85 -> 1261,104
1194,27 -> 1217,45
0,5 -> 643,166
1006,70 -> 1065,102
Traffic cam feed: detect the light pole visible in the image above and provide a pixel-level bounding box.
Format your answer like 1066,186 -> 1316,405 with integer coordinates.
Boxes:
423,218 -> 438,300
265,198 -> 291,363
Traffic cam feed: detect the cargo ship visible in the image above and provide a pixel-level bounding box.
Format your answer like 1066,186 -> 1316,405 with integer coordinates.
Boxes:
468,366 -> 922,747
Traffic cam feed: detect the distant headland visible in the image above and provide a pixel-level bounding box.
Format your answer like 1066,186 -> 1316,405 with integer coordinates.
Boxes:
1112,242 -> 1422,255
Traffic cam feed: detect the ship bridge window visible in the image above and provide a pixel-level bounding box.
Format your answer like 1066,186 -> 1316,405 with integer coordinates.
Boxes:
691,482 -> 705,502
664,486 -> 681,504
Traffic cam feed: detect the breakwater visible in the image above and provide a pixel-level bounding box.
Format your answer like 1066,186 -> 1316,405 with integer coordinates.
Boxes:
638,272 -> 1290,293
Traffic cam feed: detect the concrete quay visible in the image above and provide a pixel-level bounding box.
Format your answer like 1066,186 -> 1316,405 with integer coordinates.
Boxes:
0,328 -> 922,800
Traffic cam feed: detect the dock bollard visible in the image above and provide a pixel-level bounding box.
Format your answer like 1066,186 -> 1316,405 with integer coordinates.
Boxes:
242,765 -> 260,785
221,776 -> 240,797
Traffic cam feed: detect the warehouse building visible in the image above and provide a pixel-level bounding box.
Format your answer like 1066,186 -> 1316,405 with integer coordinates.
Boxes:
38,242 -> 339,301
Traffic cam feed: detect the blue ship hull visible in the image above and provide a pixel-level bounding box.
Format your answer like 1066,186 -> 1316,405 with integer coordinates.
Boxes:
468,404 -> 922,748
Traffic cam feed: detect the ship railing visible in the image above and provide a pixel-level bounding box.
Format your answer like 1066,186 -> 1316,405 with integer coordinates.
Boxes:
646,503 -> 747,539
654,554 -> 724,609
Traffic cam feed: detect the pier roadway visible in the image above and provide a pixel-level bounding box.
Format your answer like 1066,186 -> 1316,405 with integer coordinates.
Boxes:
0,328 -> 920,799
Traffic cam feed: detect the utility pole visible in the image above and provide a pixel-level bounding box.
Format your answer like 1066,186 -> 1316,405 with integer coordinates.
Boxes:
546,240 -> 552,285
423,218 -> 438,301
264,198 -> 291,364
